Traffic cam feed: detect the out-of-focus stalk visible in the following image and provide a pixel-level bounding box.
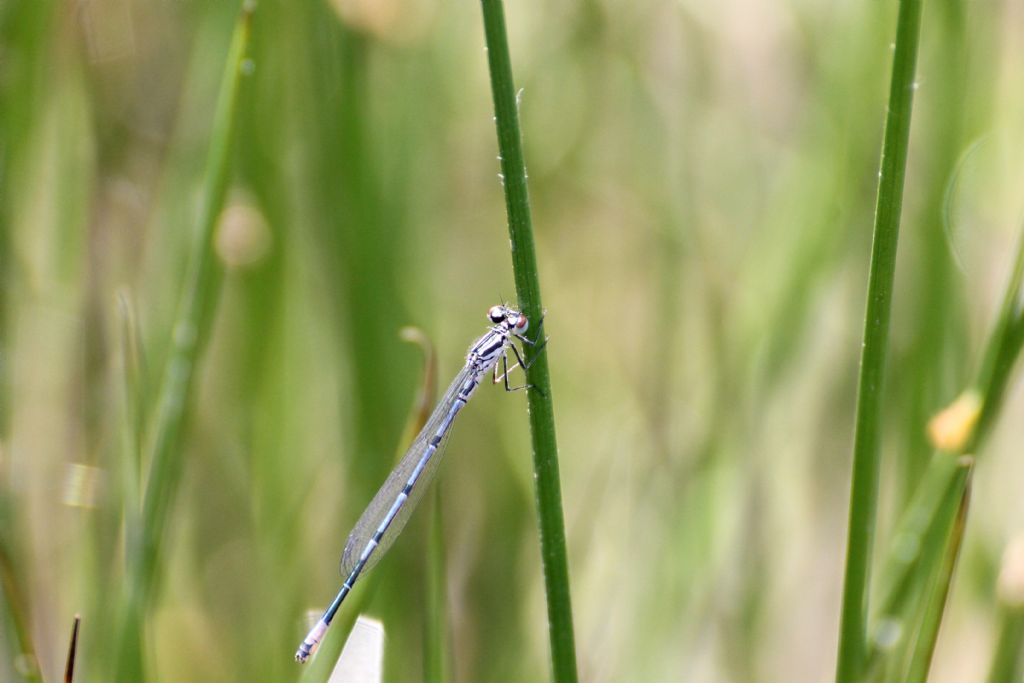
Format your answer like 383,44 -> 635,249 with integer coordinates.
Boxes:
112,7 -> 252,681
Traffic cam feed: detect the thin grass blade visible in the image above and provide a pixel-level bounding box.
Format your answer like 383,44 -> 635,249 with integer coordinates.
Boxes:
479,1 -> 579,681
902,471 -> 971,683
113,6 -> 253,680
835,0 -> 926,677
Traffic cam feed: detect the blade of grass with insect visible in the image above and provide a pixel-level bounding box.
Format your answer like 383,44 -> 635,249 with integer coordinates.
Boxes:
112,6 -> 252,680
835,0 -> 925,678
479,1 -> 579,681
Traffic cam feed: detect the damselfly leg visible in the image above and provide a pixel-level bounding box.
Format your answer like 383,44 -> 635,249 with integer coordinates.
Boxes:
495,313 -> 548,392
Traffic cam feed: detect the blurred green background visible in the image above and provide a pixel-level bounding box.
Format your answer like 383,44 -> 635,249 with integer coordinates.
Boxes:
2,0 -> 1023,681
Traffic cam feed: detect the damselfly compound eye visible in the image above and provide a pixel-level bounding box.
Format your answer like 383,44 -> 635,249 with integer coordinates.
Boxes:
488,306 -> 506,324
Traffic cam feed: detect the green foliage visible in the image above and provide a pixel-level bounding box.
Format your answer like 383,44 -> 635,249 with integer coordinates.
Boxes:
1,0 -> 1023,681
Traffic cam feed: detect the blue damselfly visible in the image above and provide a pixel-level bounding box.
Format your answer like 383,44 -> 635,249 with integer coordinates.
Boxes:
295,305 -> 544,662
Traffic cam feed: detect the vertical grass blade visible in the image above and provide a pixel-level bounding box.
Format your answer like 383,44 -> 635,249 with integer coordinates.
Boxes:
478,2 -> 579,682
835,0 -> 925,678
113,6 -> 253,680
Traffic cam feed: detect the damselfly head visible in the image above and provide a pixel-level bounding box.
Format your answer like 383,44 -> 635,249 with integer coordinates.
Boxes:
488,305 -> 528,333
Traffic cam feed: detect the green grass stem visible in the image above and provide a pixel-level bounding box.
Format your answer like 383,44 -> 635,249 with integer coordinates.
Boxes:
902,474 -> 970,683
835,0 -> 925,678
985,607 -> 1024,683
113,7 -> 252,680
479,1 -> 579,681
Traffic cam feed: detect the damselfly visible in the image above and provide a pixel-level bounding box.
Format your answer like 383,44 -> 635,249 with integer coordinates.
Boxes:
295,304 -> 544,662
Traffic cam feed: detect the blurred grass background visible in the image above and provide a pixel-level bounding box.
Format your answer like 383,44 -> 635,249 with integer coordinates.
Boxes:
1,0 -> 1024,681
